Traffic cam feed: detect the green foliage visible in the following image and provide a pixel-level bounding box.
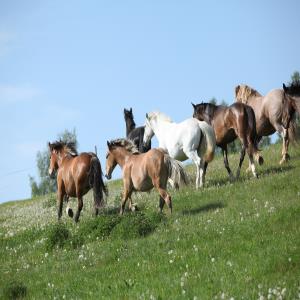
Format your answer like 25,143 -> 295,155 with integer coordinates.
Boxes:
111,212 -> 163,240
29,128 -> 78,197
290,71 -> 300,84
3,281 -> 27,299
45,223 -> 70,250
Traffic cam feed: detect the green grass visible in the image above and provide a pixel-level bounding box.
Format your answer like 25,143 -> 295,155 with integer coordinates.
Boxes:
0,144 -> 300,299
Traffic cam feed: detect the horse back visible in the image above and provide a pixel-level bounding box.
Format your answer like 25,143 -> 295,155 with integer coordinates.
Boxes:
59,153 -> 94,197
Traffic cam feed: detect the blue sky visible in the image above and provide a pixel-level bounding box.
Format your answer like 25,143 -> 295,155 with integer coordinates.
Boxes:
0,0 -> 299,203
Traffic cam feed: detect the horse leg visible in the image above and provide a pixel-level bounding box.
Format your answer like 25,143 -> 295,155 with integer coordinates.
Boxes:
184,150 -> 201,189
280,127 -> 290,164
152,177 -> 172,213
222,146 -> 234,180
64,195 -> 74,218
74,196 -> 83,223
248,154 -> 258,178
159,196 -> 165,213
236,147 -> 246,179
202,161 -> 208,186
127,192 -> 137,212
57,182 -> 65,221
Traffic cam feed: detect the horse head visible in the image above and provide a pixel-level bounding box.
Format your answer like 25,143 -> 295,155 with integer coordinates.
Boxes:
48,142 -> 60,178
105,141 -> 117,180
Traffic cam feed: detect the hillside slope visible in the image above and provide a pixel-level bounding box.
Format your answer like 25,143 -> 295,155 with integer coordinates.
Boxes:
1,144 -> 300,299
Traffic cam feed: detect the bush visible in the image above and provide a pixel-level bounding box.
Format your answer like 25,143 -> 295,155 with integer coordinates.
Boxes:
3,281 -> 27,299
45,223 -> 70,250
111,212 -> 162,240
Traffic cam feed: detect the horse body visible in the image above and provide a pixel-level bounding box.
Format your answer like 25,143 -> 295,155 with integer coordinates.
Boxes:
105,139 -> 188,214
124,108 -> 151,152
143,112 -> 216,188
192,102 -> 263,179
49,142 -> 107,222
235,83 -> 300,164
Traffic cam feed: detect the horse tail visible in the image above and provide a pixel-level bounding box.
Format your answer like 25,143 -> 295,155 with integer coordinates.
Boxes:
90,156 -> 108,209
288,117 -> 300,144
198,121 -> 216,163
246,106 -> 264,165
164,154 -> 189,188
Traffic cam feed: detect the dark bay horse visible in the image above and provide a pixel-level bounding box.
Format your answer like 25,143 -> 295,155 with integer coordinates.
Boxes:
105,139 -> 188,214
48,141 -> 107,222
235,82 -> 300,164
192,102 -> 263,179
124,108 -> 151,153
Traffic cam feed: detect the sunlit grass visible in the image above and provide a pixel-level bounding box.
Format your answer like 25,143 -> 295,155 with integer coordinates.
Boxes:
0,144 -> 300,299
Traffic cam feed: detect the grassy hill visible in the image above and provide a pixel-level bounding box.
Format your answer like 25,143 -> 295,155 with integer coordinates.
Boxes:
1,144 -> 300,299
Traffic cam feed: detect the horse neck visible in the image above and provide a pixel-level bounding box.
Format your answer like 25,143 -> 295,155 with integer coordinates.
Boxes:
113,148 -> 131,168
125,118 -> 136,136
151,119 -> 172,143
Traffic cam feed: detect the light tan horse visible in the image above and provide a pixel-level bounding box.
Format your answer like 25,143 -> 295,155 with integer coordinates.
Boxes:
49,141 -> 107,222
105,139 -> 188,215
235,82 -> 300,164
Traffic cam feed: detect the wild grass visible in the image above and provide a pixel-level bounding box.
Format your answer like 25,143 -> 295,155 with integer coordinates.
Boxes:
0,143 -> 300,299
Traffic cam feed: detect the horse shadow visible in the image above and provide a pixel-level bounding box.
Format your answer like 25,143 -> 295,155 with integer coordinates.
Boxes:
258,164 -> 295,177
181,201 -> 225,216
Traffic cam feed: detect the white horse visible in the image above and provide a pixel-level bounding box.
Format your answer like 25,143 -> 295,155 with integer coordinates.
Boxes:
143,111 -> 216,189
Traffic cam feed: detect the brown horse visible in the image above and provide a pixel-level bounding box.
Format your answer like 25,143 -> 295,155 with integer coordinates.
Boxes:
48,141 -> 107,222
105,139 -> 188,215
235,82 -> 300,164
192,102 -> 263,179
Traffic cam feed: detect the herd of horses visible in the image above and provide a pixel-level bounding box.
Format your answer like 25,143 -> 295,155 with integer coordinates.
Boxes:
48,82 -> 300,222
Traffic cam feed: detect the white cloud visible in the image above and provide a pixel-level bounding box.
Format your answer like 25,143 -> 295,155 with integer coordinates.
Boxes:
0,84 -> 41,104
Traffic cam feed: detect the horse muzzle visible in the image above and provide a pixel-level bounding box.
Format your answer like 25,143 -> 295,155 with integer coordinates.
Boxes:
48,169 -> 55,179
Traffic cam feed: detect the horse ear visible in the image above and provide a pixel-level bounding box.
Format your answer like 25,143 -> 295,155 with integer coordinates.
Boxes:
146,113 -> 149,119
191,102 -> 196,109
283,83 -> 287,92
130,107 -> 132,113
48,142 -> 52,151
107,141 -> 111,148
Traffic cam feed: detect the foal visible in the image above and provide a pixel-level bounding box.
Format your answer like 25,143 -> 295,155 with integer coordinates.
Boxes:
49,141 -> 107,222
105,139 -> 188,214
124,108 -> 151,153
192,102 -> 263,179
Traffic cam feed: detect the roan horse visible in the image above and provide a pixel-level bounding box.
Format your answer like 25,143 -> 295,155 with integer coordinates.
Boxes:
48,141 -> 107,222
192,102 -> 264,179
105,139 -> 188,214
235,82 -> 300,164
143,111 -> 216,189
124,108 -> 151,153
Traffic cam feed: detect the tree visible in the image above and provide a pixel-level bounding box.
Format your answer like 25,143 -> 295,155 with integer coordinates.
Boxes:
290,71 -> 300,84
29,128 -> 78,197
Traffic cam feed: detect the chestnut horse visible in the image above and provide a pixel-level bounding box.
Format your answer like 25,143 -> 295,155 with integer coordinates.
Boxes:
105,139 -> 188,215
124,108 -> 151,153
235,82 -> 300,164
48,141 -> 107,222
192,102 -> 263,179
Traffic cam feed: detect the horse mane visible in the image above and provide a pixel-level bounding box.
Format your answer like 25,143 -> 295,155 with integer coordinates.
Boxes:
147,111 -> 173,123
284,81 -> 300,96
49,140 -> 78,156
235,84 -> 262,104
109,138 -> 140,154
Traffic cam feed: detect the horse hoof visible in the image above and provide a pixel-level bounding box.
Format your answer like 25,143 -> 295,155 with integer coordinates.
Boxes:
67,208 -> 74,218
